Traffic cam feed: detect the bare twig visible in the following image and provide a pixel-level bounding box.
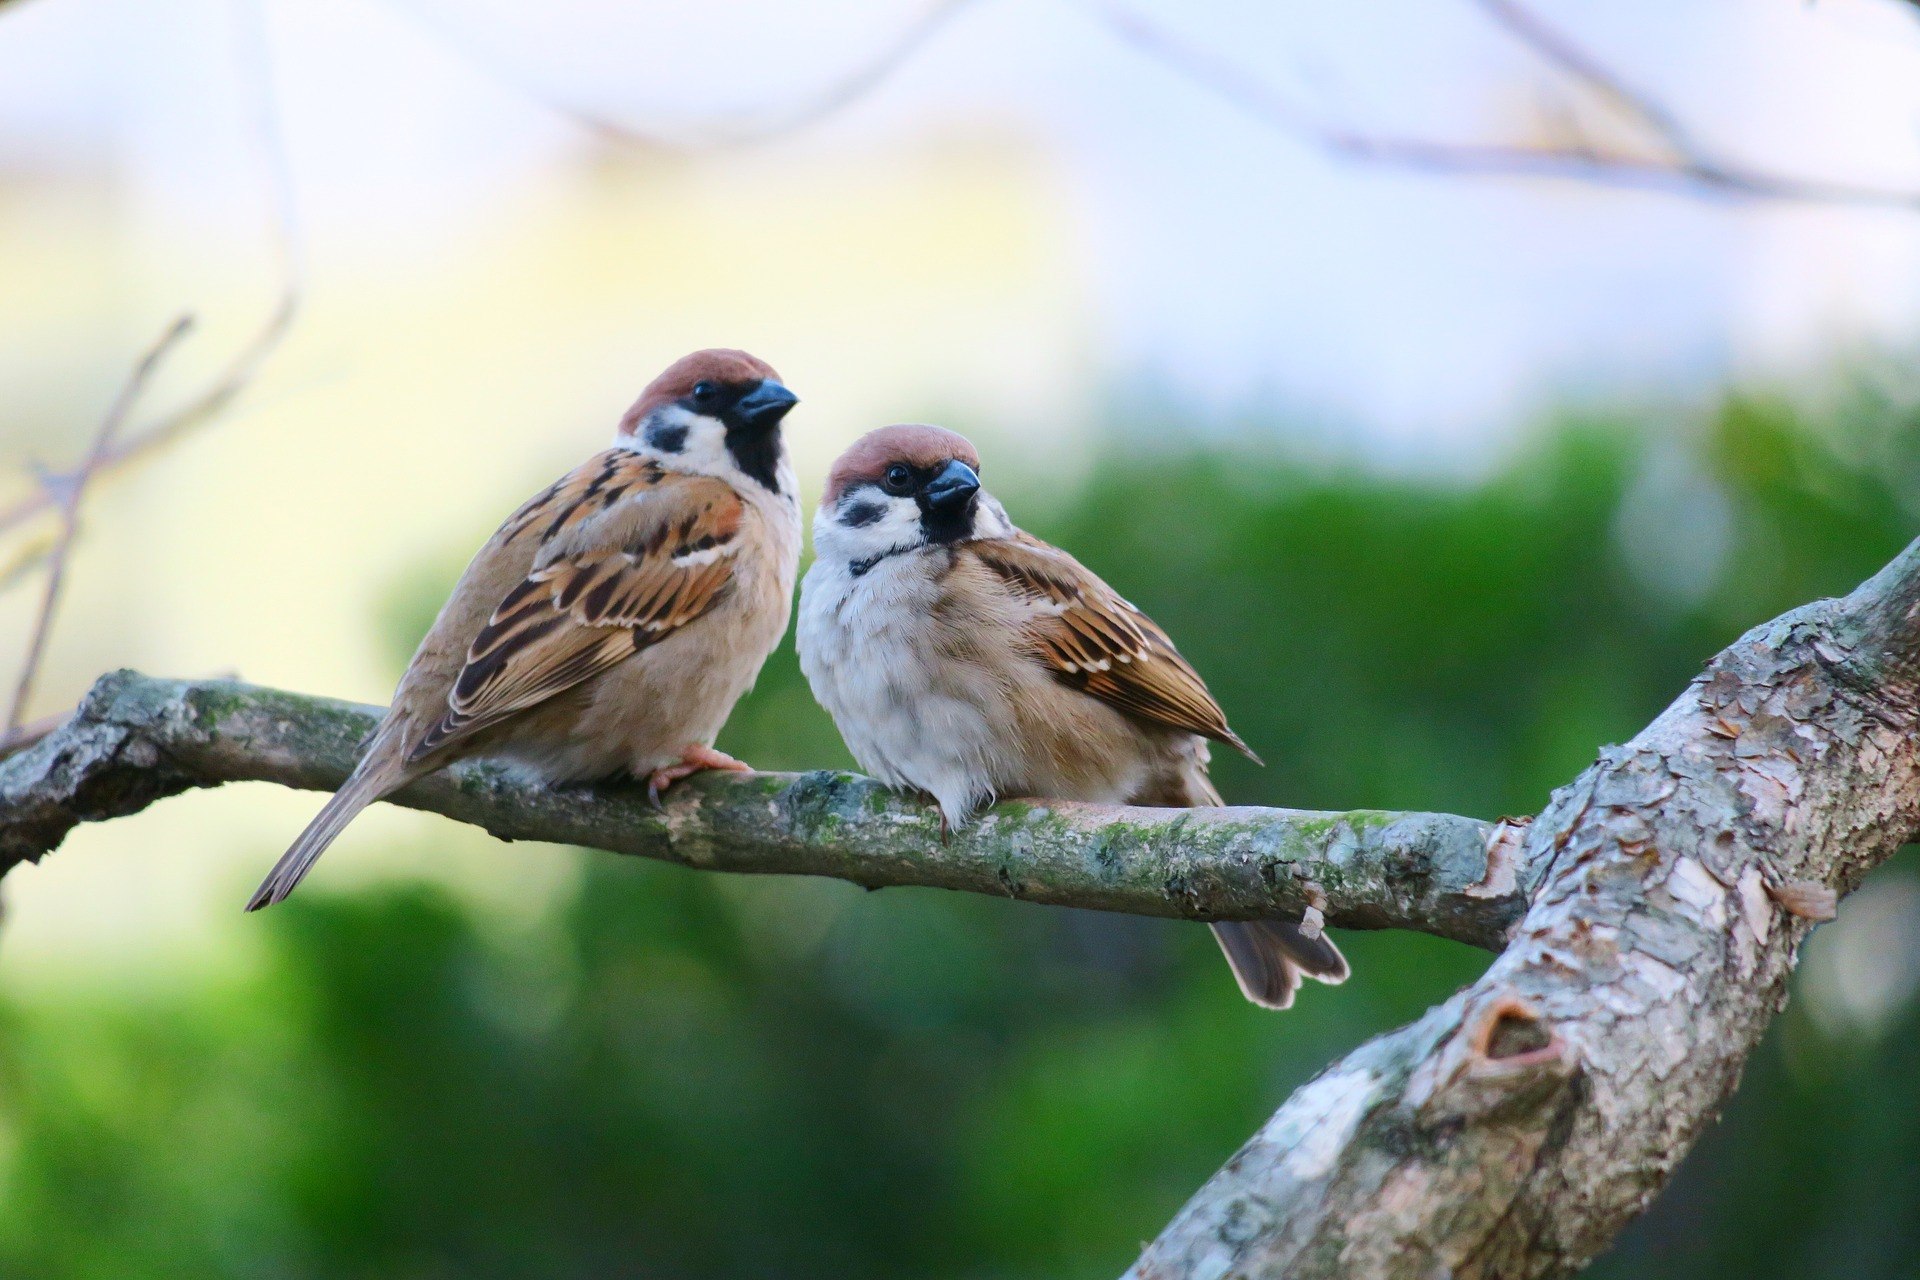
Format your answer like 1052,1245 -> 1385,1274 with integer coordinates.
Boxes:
1470,0 -> 1700,157
0,292 -> 299,543
3,316 -> 197,744
1090,0 -> 1920,210
0,0 -> 302,758
390,0 -> 976,152
0,0 -> 301,542
378,0 -> 1920,210
0,537 -> 53,595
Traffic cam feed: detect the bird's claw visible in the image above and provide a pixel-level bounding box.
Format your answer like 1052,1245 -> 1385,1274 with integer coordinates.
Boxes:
645,744 -> 753,811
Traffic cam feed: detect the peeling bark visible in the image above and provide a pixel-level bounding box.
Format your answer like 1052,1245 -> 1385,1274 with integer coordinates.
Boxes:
0,671 -> 1509,945
1129,537 -> 1920,1279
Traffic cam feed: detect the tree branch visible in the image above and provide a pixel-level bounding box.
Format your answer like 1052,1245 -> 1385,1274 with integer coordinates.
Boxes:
4,316 -> 196,745
382,0 -> 1920,211
0,671 -> 1511,945
1129,534 -> 1920,1279
390,0 -> 978,153
0,0 -> 300,543
1092,0 -> 1920,211
1470,0 -> 1702,156
6,532 -> 1920,1279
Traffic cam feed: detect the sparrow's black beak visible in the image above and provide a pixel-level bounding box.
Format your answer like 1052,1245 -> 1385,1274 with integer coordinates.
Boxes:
922,459 -> 981,513
734,380 -> 799,430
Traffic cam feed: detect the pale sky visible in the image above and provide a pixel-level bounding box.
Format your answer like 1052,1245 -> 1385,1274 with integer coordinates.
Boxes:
6,0 -> 1920,460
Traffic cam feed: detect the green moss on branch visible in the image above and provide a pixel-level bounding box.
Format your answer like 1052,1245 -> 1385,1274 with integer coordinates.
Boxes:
0,671 -> 1513,947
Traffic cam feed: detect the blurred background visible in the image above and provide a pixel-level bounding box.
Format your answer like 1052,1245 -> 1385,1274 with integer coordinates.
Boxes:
5,0 -> 1920,1275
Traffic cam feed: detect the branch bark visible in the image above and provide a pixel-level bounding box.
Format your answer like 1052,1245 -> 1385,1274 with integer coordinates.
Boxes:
1129,535 -> 1920,1279
5,535 -> 1919,1278
0,671 -> 1510,946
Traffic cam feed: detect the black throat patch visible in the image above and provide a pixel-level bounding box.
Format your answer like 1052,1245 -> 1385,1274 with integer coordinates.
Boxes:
917,493 -> 977,545
725,427 -> 784,493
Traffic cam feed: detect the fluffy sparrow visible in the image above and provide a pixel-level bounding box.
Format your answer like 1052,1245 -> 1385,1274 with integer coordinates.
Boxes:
248,349 -> 802,910
796,424 -> 1348,1009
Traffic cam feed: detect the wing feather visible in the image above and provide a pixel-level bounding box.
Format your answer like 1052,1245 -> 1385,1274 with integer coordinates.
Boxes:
967,533 -> 1258,760
408,455 -> 745,761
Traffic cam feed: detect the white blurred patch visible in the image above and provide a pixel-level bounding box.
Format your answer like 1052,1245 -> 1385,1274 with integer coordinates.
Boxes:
1800,871 -> 1920,1042
1613,439 -> 1735,608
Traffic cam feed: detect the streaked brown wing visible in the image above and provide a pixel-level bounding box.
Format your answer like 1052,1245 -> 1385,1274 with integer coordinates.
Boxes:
968,532 -> 1257,760
408,459 -> 744,760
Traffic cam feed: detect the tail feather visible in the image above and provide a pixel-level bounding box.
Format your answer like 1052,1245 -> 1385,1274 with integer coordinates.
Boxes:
1209,920 -> 1349,1011
1151,755 -> 1352,1010
246,772 -> 388,911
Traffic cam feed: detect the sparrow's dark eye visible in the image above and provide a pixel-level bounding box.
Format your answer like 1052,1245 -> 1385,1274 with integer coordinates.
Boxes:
882,463 -> 914,495
691,380 -> 719,406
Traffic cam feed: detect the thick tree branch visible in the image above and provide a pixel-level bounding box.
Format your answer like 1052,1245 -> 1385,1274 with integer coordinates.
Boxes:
5,532 -> 1920,1280
1129,534 -> 1920,1280
0,671 -> 1510,944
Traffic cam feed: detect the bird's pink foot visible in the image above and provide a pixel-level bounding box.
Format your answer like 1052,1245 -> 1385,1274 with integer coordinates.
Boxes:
646,744 -> 752,808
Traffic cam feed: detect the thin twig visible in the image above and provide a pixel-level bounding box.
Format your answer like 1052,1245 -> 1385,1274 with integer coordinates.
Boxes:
0,537 -> 52,595
0,0 -> 301,542
0,292 -> 299,542
1090,0 -> 1920,210
386,0 -> 1920,209
391,0 -> 976,153
4,317 -> 196,741
1471,0 -> 1699,158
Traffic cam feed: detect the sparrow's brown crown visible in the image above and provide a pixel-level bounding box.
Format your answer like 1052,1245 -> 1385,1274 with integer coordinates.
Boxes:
621,349 -> 784,432
824,424 -> 981,505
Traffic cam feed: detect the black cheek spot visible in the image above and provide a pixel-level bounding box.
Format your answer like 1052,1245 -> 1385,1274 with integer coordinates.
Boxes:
646,421 -> 688,453
840,500 -> 885,528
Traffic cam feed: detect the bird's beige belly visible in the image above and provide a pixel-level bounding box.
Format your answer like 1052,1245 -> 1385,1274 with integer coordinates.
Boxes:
481,586 -> 788,783
996,695 -> 1150,803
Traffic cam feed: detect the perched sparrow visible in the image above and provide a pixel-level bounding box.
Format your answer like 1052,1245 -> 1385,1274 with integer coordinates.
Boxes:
247,349 -> 802,910
796,424 -> 1348,1009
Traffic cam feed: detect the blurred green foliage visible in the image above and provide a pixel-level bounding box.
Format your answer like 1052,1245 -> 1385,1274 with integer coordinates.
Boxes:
4,382 -> 1920,1278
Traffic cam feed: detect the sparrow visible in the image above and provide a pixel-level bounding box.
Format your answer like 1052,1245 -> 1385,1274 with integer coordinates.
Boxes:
247,349 -> 802,911
795,424 -> 1348,1009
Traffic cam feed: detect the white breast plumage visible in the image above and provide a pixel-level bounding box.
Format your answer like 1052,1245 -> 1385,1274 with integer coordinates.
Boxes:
797,552 -> 1003,826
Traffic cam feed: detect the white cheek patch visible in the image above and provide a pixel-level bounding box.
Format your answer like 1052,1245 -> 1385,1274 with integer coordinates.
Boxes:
814,489 -> 923,565
623,406 -> 730,471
